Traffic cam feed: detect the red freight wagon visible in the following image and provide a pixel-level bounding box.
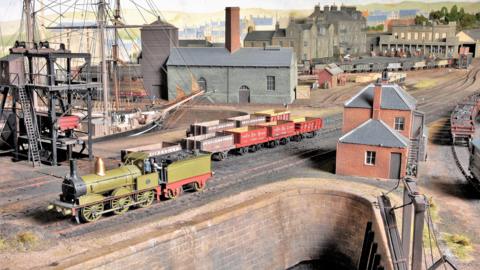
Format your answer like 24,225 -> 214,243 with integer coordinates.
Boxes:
224,126 -> 268,148
294,117 -> 323,133
257,120 -> 295,138
58,115 -> 80,131
254,109 -> 290,122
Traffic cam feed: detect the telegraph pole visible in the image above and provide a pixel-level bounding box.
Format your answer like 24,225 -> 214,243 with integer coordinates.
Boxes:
97,0 -> 109,118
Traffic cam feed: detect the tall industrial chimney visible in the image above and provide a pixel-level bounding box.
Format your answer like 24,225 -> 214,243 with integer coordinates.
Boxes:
225,7 -> 240,53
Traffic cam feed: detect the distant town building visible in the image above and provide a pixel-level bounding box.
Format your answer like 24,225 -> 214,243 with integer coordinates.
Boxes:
166,7 -> 297,104
336,75 -> 426,179
315,63 -> 346,88
244,5 -> 367,62
398,9 -> 420,19
457,28 -> 480,58
378,22 -> 460,57
250,16 -> 275,31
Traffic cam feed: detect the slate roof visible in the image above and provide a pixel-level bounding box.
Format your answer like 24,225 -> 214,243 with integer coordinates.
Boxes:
344,83 -> 416,111
462,29 -> 480,41
167,47 -> 294,67
339,119 -> 409,148
244,31 -> 275,41
325,63 -> 343,75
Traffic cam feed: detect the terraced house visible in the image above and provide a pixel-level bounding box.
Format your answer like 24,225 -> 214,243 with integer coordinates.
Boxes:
244,5 -> 367,62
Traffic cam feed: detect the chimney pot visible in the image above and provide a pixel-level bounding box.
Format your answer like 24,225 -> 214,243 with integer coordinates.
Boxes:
225,7 -> 241,53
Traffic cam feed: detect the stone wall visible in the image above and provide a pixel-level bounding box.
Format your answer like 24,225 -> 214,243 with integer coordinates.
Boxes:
167,65 -> 295,104
60,180 -> 393,270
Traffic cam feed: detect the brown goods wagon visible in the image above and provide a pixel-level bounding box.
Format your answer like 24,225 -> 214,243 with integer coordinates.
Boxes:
189,120 -> 236,135
253,109 -> 290,122
182,133 -> 234,153
227,114 -> 266,127
257,120 -> 295,138
294,117 -> 323,133
120,142 -> 182,162
224,126 -> 268,147
182,133 -> 216,150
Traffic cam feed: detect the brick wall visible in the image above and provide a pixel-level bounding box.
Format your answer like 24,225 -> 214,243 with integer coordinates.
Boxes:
62,186 -> 393,270
336,142 -> 408,179
343,107 -> 413,139
342,107 -> 371,134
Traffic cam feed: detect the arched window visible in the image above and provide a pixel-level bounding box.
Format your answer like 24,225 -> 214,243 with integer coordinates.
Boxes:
198,77 -> 207,92
239,85 -> 250,91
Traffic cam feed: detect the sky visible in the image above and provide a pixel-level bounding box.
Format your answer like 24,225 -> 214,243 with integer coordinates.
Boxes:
1,0 -> 478,22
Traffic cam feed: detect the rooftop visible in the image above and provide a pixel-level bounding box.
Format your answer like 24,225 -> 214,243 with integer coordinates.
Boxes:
344,83 -> 417,111
167,47 -> 294,67
339,119 -> 409,148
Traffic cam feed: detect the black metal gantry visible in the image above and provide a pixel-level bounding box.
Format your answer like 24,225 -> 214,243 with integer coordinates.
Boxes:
0,45 -> 99,166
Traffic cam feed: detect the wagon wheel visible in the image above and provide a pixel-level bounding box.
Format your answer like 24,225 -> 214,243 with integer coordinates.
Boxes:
280,138 -> 288,145
80,203 -> 104,223
111,195 -> 132,215
137,191 -> 155,208
249,145 -> 257,152
167,187 -> 182,199
193,181 -> 206,192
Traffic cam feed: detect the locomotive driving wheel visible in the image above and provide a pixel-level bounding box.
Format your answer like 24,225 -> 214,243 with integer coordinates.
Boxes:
80,203 -> 104,223
137,191 -> 155,208
193,181 -> 205,191
111,196 -> 132,215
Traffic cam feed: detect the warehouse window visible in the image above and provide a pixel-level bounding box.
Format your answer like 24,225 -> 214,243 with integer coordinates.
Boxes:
267,76 -> 275,91
198,77 -> 207,92
365,151 -> 376,165
279,41 -> 283,47
304,41 -> 308,47
290,41 -> 294,47
394,117 -> 405,131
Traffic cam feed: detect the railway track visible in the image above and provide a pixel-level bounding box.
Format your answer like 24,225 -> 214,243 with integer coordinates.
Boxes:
52,137 -> 340,238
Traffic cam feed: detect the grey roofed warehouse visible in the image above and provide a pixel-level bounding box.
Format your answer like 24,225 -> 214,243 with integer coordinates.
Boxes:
165,7 -> 297,104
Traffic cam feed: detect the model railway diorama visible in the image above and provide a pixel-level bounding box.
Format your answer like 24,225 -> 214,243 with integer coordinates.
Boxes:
49,109 -> 325,222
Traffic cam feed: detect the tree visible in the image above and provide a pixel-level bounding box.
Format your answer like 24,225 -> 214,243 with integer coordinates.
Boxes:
440,7 -> 449,19
460,13 -> 477,29
429,10 -> 443,21
448,5 -> 459,22
415,15 -> 429,25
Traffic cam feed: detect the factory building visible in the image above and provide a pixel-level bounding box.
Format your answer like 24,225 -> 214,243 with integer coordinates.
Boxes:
166,7 -> 297,104
378,22 -> 460,57
244,5 -> 367,62
336,74 -> 426,179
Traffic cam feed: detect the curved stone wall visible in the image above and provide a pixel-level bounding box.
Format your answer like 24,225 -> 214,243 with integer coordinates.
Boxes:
60,180 -> 393,270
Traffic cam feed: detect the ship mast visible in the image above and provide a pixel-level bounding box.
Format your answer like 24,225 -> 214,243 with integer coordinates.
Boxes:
23,0 -> 34,48
97,0 -> 109,117
113,0 -> 120,112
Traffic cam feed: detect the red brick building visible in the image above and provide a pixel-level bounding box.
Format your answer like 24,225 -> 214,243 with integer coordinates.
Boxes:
336,78 -> 426,179
316,63 -> 346,89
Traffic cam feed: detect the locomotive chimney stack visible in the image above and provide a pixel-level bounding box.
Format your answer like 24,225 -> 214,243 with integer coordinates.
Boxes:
70,159 -> 78,179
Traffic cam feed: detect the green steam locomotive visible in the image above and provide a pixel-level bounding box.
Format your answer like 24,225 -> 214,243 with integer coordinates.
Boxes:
48,151 -> 212,222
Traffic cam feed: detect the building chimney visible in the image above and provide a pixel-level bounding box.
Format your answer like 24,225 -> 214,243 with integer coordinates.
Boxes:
225,7 -> 240,53
372,83 -> 382,120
